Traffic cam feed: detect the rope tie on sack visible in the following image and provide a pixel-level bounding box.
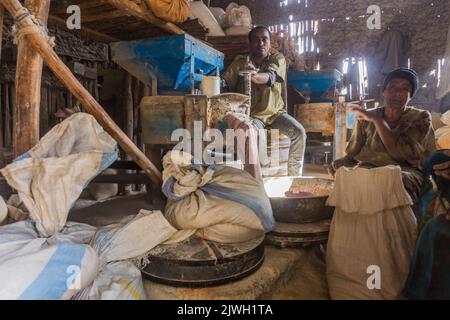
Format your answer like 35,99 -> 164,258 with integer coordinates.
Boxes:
12,7 -> 55,48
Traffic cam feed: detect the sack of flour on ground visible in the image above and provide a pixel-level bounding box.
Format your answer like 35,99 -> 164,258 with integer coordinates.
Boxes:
76,210 -> 178,300
326,166 -> 417,300
162,151 -> 274,243
0,113 -> 118,237
0,220 -> 99,300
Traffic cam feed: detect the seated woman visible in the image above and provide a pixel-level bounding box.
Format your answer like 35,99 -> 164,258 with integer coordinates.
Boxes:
404,150 -> 450,299
330,68 -> 437,207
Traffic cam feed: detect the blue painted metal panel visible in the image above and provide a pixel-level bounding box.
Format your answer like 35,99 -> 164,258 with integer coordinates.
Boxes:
111,34 -> 224,93
288,69 -> 343,102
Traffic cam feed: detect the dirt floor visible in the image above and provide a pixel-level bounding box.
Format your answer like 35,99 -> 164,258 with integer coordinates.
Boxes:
267,247 -> 329,300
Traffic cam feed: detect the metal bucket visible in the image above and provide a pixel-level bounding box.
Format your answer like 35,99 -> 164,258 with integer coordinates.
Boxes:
265,177 -> 335,223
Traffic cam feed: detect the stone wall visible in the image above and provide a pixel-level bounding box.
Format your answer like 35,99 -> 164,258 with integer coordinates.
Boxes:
210,0 -> 450,112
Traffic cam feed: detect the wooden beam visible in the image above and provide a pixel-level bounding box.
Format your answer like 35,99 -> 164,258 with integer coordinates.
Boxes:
101,0 -> 185,35
124,72 -> 133,140
48,15 -> 119,43
0,2 -> 6,165
2,0 -> 162,185
81,9 -> 125,23
13,0 -> 50,157
0,4 -> 5,153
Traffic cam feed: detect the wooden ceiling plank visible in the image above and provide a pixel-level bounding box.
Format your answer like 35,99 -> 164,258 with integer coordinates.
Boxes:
101,0 -> 186,35
81,9 -> 126,23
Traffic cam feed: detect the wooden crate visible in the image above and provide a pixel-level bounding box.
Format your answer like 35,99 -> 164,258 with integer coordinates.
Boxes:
294,103 -> 335,136
140,95 -> 208,145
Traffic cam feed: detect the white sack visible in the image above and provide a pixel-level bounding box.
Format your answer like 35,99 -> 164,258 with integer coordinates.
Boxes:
224,2 -> 252,28
162,151 -> 274,243
0,221 -> 99,300
326,166 -> 418,300
0,113 -> 118,237
189,1 -> 225,36
78,210 -> 180,300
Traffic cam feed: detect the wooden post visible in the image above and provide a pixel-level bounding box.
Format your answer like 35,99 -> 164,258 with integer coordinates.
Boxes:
124,72 -> 134,141
132,77 -> 140,144
0,5 -> 4,63
138,82 -> 149,150
151,74 -> 158,96
13,0 -> 50,157
0,5 -> 4,152
333,101 -> 347,160
2,0 -> 162,185
4,84 -> 11,148
120,72 -> 134,194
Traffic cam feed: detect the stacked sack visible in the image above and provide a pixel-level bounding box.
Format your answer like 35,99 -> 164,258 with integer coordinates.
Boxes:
223,2 -> 253,36
189,1 -> 225,36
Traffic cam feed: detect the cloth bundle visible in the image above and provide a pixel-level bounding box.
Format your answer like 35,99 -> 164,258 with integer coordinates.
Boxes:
162,151 -> 274,243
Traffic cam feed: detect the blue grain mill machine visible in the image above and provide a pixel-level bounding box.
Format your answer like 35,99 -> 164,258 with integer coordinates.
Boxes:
110,34 -> 227,167
287,69 -> 351,160
287,69 -> 343,103
111,34 -> 224,95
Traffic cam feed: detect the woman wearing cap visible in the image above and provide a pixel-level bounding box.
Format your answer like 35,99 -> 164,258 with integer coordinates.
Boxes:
325,69 -> 437,300
329,68 -> 437,206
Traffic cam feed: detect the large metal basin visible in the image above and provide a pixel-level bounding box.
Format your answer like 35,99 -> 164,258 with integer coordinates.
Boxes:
264,177 -> 335,224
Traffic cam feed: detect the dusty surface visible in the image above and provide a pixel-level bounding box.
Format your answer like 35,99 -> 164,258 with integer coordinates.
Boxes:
267,247 -> 329,300
69,193 -> 164,227
144,245 -> 328,300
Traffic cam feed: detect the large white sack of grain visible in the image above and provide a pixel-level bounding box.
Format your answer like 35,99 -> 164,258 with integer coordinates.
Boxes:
90,210 -> 177,264
77,260 -> 146,300
0,221 -> 99,300
0,113 -> 118,237
326,166 -> 417,300
189,1 -> 225,36
75,210 -> 180,300
0,243 -> 98,300
162,151 -> 274,243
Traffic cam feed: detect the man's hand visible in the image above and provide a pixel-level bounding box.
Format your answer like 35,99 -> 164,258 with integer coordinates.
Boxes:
251,72 -> 270,84
244,61 -> 257,71
433,150 -> 450,180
